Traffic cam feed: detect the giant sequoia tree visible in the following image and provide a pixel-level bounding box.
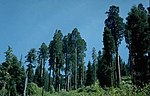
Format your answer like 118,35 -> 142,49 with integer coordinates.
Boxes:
69,28 -> 87,89
76,35 -> 87,88
105,5 -> 124,86
69,28 -> 79,90
63,34 -> 71,91
62,28 -> 86,90
49,30 -> 64,92
100,27 -> 115,87
125,4 -> 150,87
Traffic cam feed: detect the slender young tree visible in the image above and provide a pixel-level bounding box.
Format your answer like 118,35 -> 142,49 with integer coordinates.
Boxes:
85,61 -> 93,86
97,50 -> 102,84
48,40 -> 55,91
77,38 -> 87,88
92,47 -> 97,84
25,48 -> 37,95
38,42 -> 48,96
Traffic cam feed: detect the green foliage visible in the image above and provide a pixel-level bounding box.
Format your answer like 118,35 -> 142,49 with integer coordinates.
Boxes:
28,82 -> 41,95
49,85 -> 55,94
49,30 -> 64,92
0,46 -> 25,96
98,27 -> 115,87
1,3 -> 150,96
105,5 -> 124,47
92,47 -> 97,83
34,65 -> 42,87
49,80 -> 150,96
0,87 -> 7,96
105,5 -> 124,86
125,3 -> 150,86
27,82 -> 52,96
25,48 -> 37,83
85,61 -> 93,86
25,48 -> 37,64
39,42 -> 49,60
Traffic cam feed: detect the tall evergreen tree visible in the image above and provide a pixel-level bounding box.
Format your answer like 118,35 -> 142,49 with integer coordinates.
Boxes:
34,65 -> 41,87
70,28 -> 79,90
100,27 -> 115,87
63,34 -> 71,91
125,4 -> 150,86
48,40 -> 55,91
49,30 -> 64,92
62,29 -> 87,90
146,3 -> 150,84
105,5 -> 125,86
85,61 -> 93,86
66,28 -> 80,90
25,48 -> 37,95
44,70 -> 50,92
92,47 -> 97,84
0,46 -> 25,96
38,42 -> 48,96
77,38 -> 87,88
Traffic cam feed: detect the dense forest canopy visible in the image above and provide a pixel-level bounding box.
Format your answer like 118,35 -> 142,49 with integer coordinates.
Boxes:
0,1 -> 150,96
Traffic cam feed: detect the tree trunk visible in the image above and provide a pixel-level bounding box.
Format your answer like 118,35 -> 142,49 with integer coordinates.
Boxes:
24,71 -> 28,96
81,56 -> 84,87
74,48 -> 77,89
53,58 -> 56,90
110,55 -> 114,86
58,68 -> 60,92
65,53 -> 69,91
48,68 -> 51,92
116,51 -> 121,86
67,76 -> 70,90
42,59 -> 45,96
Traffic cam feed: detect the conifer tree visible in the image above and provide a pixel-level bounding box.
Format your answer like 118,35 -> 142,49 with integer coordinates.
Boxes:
99,27 -> 115,87
25,48 -> 37,95
85,61 -> 93,86
92,47 -> 97,84
49,30 -> 64,92
0,46 -> 25,96
105,5 -> 125,86
63,34 -> 71,91
125,4 -> 150,86
38,42 -> 48,96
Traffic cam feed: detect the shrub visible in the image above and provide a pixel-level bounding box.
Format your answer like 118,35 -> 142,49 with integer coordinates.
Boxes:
0,87 -> 7,96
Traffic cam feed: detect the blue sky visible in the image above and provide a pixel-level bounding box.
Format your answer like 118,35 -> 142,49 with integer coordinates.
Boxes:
0,0 -> 148,66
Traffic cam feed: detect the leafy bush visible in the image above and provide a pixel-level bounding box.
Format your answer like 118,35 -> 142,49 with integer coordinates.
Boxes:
0,87 -> 7,96
49,85 -> 55,94
25,80 -> 150,96
27,82 -> 53,96
28,82 -> 42,95
51,81 -> 150,96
